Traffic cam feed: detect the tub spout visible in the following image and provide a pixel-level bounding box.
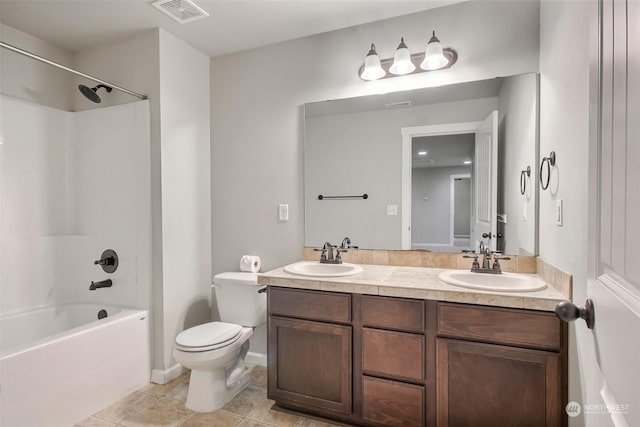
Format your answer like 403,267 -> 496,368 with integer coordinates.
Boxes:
89,279 -> 112,290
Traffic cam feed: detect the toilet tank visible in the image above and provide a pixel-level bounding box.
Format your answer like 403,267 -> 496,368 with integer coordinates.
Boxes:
212,272 -> 266,327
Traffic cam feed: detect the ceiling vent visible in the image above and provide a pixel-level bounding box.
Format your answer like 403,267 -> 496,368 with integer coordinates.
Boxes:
152,0 -> 209,24
384,101 -> 412,109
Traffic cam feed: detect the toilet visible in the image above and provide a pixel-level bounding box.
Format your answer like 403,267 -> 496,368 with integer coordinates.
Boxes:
173,272 -> 266,412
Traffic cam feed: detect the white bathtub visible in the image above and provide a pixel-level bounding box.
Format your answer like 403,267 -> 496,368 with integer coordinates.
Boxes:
0,304 -> 150,427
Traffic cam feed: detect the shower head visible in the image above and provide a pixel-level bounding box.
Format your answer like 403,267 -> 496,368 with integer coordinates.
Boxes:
78,84 -> 112,103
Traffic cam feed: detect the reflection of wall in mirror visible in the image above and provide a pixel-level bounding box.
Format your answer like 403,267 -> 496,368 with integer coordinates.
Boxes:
411,166 -> 471,248
497,73 -> 538,255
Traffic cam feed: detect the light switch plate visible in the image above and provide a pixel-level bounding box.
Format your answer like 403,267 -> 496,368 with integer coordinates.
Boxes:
556,199 -> 563,226
387,205 -> 398,216
279,204 -> 289,221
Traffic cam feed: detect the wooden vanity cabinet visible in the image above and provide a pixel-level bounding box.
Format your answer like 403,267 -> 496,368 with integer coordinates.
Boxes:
267,287 -> 567,427
267,287 -> 353,416
356,295 -> 430,427
436,303 -> 567,427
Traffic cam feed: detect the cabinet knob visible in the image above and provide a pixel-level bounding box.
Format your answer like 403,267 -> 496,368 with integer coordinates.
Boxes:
554,299 -> 595,329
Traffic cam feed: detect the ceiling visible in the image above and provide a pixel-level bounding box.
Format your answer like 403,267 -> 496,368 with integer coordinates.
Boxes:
413,133 -> 474,168
0,0 -> 465,57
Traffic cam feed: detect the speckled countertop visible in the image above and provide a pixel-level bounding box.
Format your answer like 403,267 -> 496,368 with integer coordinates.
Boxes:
258,264 -> 569,312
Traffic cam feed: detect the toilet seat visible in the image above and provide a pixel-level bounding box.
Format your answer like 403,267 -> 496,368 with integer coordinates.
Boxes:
175,321 -> 243,352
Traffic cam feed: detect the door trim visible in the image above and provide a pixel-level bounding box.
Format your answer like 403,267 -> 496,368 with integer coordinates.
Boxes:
401,122 -> 481,250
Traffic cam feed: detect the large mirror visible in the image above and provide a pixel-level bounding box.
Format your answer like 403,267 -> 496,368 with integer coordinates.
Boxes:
304,73 -> 538,255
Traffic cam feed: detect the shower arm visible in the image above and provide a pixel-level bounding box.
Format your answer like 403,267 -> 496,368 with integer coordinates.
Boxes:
0,41 -> 148,100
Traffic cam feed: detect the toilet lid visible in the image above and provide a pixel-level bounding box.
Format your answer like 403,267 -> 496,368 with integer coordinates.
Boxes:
176,321 -> 243,349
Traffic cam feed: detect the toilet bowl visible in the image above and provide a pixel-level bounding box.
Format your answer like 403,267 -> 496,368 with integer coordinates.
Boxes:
173,272 -> 266,412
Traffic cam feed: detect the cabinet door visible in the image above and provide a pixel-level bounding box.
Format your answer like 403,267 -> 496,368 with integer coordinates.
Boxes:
437,338 -> 561,427
268,316 -> 352,415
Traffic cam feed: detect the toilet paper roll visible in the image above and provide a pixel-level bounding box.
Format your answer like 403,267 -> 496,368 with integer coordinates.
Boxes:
240,255 -> 261,273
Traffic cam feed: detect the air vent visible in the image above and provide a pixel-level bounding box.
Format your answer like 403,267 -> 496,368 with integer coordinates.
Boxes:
152,0 -> 209,24
384,101 -> 412,109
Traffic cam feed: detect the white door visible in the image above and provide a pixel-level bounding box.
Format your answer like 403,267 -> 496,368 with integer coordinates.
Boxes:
473,111 -> 498,251
581,0 -> 640,425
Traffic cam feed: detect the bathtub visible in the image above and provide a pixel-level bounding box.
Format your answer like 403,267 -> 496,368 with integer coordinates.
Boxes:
0,304 -> 150,427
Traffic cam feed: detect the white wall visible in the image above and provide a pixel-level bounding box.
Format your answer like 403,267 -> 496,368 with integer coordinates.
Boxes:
158,29 -> 211,371
211,0 -> 541,272
497,73 -> 538,255
0,23 -> 74,111
538,1 -> 591,424
412,166 -> 471,245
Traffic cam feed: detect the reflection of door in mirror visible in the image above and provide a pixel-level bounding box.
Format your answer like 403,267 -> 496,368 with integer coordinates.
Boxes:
410,133 -> 474,252
473,111 -> 499,252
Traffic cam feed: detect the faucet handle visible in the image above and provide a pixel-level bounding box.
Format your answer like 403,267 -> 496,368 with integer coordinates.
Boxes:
492,256 -> 511,272
463,254 -> 480,270
314,247 -> 328,261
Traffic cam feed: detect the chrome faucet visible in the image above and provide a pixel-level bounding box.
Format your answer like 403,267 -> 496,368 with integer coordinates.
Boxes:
89,279 -> 112,290
482,247 -> 492,269
462,247 -> 511,274
323,241 -> 335,262
313,241 -> 346,264
340,237 -> 351,250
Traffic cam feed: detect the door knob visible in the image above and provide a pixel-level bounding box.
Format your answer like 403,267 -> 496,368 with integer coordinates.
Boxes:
481,233 -> 492,239
554,299 -> 595,329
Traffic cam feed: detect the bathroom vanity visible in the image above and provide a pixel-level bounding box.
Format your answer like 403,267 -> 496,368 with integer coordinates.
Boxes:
259,264 -> 568,427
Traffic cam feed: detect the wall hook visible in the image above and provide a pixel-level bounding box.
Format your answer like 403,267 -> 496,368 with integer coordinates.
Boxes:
540,151 -> 556,190
520,166 -> 531,195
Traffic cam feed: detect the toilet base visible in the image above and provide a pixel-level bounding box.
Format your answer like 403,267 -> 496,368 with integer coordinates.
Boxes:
185,366 -> 250,412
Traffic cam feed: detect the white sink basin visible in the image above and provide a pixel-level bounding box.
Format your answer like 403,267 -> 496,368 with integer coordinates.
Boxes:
438,270 -> 547,292
284,261 -> 363,278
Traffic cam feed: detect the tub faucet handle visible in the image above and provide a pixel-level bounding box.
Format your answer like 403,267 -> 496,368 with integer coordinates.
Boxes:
94,256 -> 115,266
94,249 -> 119,274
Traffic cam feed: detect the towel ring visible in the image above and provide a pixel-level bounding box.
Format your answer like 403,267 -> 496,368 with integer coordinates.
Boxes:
520,166 -> 531,195
540,151 -> 556,190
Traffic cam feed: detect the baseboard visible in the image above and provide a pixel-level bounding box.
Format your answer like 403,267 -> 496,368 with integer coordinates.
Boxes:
150,363 -> 186,385
246,351 -> 267,367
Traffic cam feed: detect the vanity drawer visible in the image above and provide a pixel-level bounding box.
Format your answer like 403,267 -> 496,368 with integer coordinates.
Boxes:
268,287 -> 351,323
360,295 -> 424,333
362,376 -> 424,427
437,303 -> 562,351
362,328 -> 425,383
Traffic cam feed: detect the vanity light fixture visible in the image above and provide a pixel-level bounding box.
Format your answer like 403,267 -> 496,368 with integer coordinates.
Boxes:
464,160 -> 472,164
359,31 -> 457,81
418,151 -> 428,156
421,31 -> 449,70
389,37 -> 416,75
360,44 -> 386,81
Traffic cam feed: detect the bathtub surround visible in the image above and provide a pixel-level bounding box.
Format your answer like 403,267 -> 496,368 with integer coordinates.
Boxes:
53,27 -> 212,383
0,305 -> 149,427
0,96 -> 151,315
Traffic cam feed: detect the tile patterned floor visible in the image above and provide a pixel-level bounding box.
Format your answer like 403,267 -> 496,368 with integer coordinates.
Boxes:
75,365 -> 342,427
